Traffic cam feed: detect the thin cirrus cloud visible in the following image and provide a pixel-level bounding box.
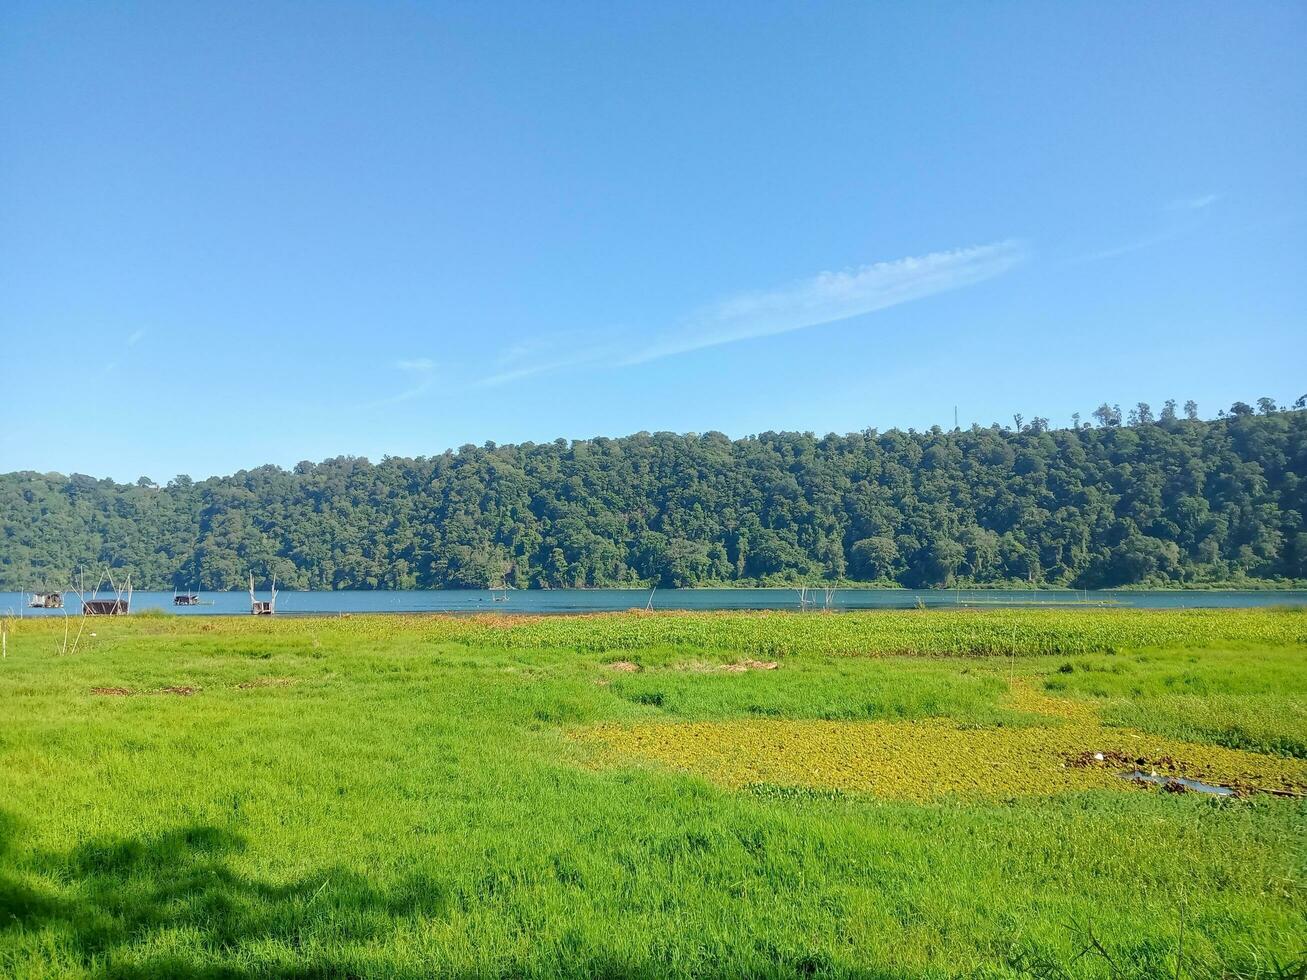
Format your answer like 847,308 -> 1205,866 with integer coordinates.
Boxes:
474,240 -> 1025,386
1074,230 -> 1179,264
475,355 -> 607,389
364,358 -> 438,406
1075,193 -> 1222,264
100,327 -> 149,374
472,331 -> 616,388
623,240 -> 1026,365
1168,193 -> 1220,212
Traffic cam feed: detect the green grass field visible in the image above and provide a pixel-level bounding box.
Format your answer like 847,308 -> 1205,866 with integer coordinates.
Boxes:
1,609 -> 1304,978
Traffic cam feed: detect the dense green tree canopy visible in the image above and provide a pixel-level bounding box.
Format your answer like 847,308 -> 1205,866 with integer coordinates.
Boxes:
3,404 -> 1304,590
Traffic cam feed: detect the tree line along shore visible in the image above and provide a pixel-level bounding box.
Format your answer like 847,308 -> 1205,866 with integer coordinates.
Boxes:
3,401 -> 1304,592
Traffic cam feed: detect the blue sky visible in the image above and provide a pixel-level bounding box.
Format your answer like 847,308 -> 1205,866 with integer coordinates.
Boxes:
2,2 -> 1304,482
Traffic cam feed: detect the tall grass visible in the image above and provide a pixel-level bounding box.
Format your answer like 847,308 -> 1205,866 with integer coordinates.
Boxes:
454,606 -> 1307,656
0,609 -> 1303,977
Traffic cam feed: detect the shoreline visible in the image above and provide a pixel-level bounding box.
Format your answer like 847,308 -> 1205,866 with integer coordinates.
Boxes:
7,581 -> 1306,595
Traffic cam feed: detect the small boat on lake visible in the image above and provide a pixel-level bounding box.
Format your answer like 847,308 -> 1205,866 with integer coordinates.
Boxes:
29,591 -> 64,609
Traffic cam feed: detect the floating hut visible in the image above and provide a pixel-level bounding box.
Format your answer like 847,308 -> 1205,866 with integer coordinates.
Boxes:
74,569 -> 132,616
28,591 -> 64,609
83,597 -> 130,616
173,589 -> 200,606
249,573 -> 277,615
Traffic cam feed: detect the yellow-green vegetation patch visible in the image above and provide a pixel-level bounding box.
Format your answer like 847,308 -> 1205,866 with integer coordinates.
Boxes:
574,682 -> 1307,801
1003,679 -> 1099,722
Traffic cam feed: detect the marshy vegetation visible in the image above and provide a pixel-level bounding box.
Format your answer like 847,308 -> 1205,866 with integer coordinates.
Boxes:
0,608 -> 1303,977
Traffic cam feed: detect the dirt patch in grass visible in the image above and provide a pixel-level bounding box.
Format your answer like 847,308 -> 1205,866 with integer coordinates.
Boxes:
720,659 -> 779,673
677,659 -> 781,673
92,685 -> 201,697
604,661 -> 641,673
236,677 -> 298,689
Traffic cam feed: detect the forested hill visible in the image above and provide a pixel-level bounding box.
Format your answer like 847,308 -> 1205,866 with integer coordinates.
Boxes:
3,405 -> 1305,591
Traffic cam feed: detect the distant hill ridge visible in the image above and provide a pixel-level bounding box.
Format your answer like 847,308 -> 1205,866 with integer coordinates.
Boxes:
3,405 -> 1305,591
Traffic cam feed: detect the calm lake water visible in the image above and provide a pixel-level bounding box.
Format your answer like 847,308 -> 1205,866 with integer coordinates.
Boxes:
4,588 -> 1306,617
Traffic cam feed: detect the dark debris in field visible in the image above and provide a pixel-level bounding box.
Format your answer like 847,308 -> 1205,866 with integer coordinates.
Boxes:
90,685 -> 201,697
1066,749 -> 1307,798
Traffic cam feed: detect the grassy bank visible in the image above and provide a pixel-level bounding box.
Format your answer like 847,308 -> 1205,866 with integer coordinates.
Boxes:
1,609 -> 1304,977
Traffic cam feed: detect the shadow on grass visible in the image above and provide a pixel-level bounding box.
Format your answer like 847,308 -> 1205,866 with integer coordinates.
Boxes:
2,809 -> 884,979
0,809 -> 449,978
14,805 -> 1265,979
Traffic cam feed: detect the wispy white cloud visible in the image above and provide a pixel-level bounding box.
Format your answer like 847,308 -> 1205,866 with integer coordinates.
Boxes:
126,328 -> 147,346
467,241 -> 1025,386
624,241 -> 1026,365
499,341 -> 544,364
1169,193 -> 1220,212
1073,230 -> 1179,264
1075,193 -> 1222,264
365,357 -> 438,406
474,351 -> 611,388
472,330 -> 617,388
